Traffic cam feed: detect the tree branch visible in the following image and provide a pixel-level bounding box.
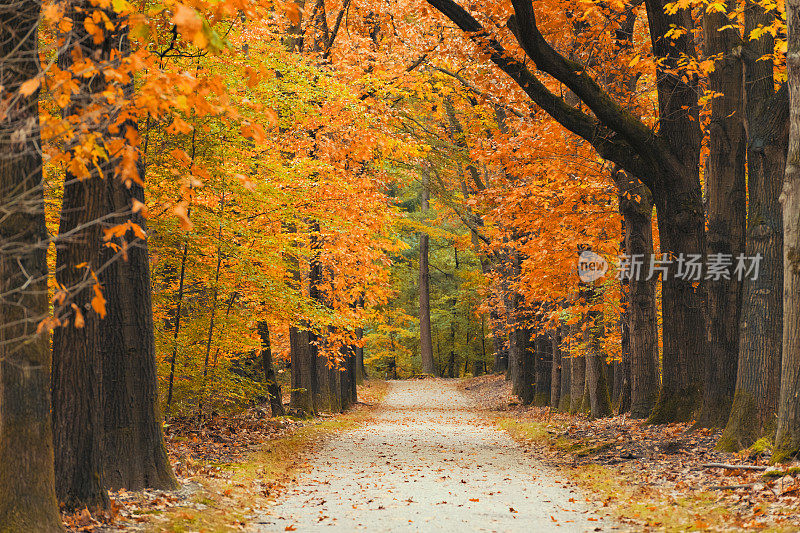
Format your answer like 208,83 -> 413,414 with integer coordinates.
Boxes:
425,0 -> 654,185
508,0 -> 669,169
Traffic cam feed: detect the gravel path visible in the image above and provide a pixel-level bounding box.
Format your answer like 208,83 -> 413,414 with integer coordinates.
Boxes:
255,380 -> 615,532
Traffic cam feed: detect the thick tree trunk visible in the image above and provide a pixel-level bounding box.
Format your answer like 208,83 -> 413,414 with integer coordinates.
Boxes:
775,0 -> 800,462
100,36 -> 176,486
258,322 -> 285,417
643,0 -> 707,424
721,2 -> 786,450
697,2 -> 747,427
52,173 -> 109,511
289,326 -> 316,416
314,340 -> 341,413
509,324 -> 534,404
419,180 -> 436,374
100,175 -> 176,491
51,1 -> 118,507
0,2 -> 64,528
618,177 -> 660,419
648,186 -> 707,423
311,259 -> 341,414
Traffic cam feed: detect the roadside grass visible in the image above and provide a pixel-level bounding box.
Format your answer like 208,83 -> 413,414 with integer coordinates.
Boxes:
494,415 -> 784,532
148,380 -> 388,532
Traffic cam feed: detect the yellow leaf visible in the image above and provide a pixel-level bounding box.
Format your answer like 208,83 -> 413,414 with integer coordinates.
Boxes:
173,3 -> 201,37
174,203 -> 193,231
131,199 -> 149,217
92,284 -> 107,319
19,77 -> 40,96
72,304 -> 85,329
130,221 -> 147,240
285,3 -> 302,25
628,55 -> 640,68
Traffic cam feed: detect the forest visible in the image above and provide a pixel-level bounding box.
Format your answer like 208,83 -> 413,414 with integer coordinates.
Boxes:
2,0 -> 800,530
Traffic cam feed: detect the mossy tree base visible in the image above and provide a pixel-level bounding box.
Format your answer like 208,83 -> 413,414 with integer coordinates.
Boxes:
717,391 -> 774,452
646,386 -> 701,425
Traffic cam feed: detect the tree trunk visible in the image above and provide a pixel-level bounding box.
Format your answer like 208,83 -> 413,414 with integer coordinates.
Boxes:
533,333 -> 551,406
311,256 -> 341,414
419,178 -> 435,375
775,0 -> 800,462
491,309 -> 509,373
720,2 -> 786,450
0,2 -> 64,528
52,172 -> 109,511
100,174 -> 176,490
52,0 -> 122,508
510,325 -> 534,404
355,323 -> 366,384
697,1 -> 747,427
289,326 -> 316,416
582,285 -> 612,419
618,177 -> 660,419
559,322 -> 572,411
258,322 -> 285,417
570,322 -> 586,414
550,328 -> 561,408
647,186 -> 707,423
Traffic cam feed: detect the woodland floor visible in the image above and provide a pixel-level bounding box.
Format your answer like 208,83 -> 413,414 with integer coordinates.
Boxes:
66,377 -> 800,532
462,374 -> 800,531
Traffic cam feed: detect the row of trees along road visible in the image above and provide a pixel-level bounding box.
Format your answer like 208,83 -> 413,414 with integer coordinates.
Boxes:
1,0 -> 397,529
408,0 -> 800,462
6,0 -> 800,529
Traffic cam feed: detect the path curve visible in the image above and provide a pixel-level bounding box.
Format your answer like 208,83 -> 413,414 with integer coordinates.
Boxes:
255,380 -> 614,532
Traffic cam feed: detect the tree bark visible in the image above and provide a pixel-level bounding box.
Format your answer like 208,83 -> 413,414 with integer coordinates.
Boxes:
52,169 -> 108,511
52,0 -> 125,509
258,322 -> 285,417
509,324 -> 534,404
98,26 -> 177,484
100,173 -> 176,490
289,325 -> 316,416
559,322 -> 572,411
697,0 -> 747,427
570,322 -> 586,414
0,1 -> 64,528
419,176 -> 436,374
533,332 -> 551,406
647,184 -> 706,423
618,176 -> 659,419
550,328 -> 561,408
775,0 -> 800,462
581,280 -> 612,419
721,1 -> 786,450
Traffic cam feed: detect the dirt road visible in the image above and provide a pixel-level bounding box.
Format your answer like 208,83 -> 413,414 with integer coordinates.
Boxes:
255,380 -> 614,532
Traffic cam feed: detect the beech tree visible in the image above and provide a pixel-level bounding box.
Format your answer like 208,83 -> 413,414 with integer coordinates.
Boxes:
424,0 -> 709,422
721,2 -> 787,449
51,0 -> 112,509
0,1 -> 64,529
419,172 -> 436,375
776,0 -> 800,462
